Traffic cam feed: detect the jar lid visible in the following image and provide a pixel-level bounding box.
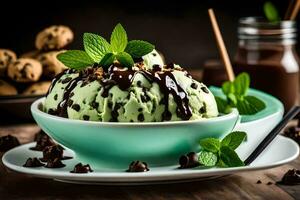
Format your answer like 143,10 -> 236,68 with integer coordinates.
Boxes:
238,17 -> 297,40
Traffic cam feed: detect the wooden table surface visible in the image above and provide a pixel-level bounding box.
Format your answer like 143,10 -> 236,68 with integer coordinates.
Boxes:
1,123 -> 300,200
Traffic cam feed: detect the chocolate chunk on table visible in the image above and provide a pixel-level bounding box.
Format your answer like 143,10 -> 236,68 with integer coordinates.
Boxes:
0,135 -> 20,152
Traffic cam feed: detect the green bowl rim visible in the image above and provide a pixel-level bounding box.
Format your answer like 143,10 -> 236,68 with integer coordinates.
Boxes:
31,97 -> 239,127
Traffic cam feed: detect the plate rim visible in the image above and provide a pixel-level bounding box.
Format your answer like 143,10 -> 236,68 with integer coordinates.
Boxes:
2,135 -> 299,183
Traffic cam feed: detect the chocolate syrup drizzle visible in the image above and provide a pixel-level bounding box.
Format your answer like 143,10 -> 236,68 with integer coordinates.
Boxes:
48,63 -> 193,121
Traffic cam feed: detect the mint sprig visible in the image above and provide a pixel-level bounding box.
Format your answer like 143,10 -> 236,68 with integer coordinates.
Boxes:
198,131 -> 246,167
215,72 -> 266,115
57,23 -> 155,70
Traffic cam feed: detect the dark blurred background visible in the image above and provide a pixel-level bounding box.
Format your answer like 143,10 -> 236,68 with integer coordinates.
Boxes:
0,0 -> 298,69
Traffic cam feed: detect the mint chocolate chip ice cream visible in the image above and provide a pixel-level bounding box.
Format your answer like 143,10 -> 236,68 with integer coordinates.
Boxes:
44,52 -> 218,122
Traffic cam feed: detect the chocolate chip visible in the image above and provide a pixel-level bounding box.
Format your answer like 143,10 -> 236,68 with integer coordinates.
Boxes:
69,92 -> 74,97
40,145 -> 63,162
83,115 -> 90,121
152,64 -> 161,72
256,180 -> 262,184
71,104 -> 80,111
162,110 -> 172,121
138,113 -> 144,122
137,81 -> 142,87
278,169 -> 300,185
111,110 -> 119,119
0,135 -> 20,152
0,61 -> 4,65
23,157 -> 44,167
47,34 -> 53,40
67,99 -> 74,107
201,86 -> 209,94
152,53 -> 157,56
138,108 -> 143,112
48,109 -> 57,115
91,101 -> 99,109
130,120 -> 134,122
141,95 -> 150,103
179,152 -> 200,169
191,83 -> 198,89
54,94 -> 58,101
199,106 -> 206,114
30,130 -> 55,151
267,182 -> 273,185
166,63 -> 175,69
108,102 -> 113,109
126,161 -> 149,172
61,77 -> 72,84
45,158 -> 65,168
284,126 -> 300,145
114,103 -> 121,110
70,163 -> 93,173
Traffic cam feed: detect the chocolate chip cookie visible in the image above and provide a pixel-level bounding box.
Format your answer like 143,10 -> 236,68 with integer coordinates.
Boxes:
35,25 -> 73,51
0,49 -> 17,77
7,58 -> 42,82
37,51 -> 67,78
23,81 -> 51,95
0,79 -> 17,95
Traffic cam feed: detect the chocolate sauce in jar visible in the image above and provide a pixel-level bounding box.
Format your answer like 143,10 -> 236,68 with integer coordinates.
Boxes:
234,18 -> 299,112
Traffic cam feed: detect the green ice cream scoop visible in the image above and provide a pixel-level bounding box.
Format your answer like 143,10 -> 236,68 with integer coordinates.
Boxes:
44,54 -> 218,122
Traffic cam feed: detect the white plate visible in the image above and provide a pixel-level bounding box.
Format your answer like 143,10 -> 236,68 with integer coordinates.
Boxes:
2,135 -> 299,185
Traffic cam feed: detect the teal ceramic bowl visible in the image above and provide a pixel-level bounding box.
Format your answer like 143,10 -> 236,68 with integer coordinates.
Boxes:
31,98 -> 239,170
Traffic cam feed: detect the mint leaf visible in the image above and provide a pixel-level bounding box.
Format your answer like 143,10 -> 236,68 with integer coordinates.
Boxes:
116,52 -> 134,68
198,151 -> 218,167
200,138 -> 220,153
244,96 -> 266,112
125,40 -> 155,58
57,50 -> 94,70
227,93 -> 237,105
83,33 -> 111,63
236,96 -> 266,115
233,72 -> 250,96
264,1 -> 280,22
221,131 -> 247,150
99,53 -> 115,68
110,23 -> 127,53
222,81 -> 234,95
236,98 -> 255,115
220,146 -> 245,167
215,96 -> 231,114
216,159 -> 227,168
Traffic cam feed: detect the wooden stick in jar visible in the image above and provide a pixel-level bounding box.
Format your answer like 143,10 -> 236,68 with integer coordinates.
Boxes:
208,8 -> 235,81
284,0 -> 296,20
289,0 -> 300,20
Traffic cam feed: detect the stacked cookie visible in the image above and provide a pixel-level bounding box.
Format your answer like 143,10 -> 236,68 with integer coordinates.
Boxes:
0,25 -> 73,96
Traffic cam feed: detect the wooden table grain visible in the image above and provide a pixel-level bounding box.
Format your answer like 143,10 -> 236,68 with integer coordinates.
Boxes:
0,123 -> 300,200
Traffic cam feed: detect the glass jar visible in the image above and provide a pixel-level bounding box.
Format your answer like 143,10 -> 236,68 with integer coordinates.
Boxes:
234,17 -> 299,112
